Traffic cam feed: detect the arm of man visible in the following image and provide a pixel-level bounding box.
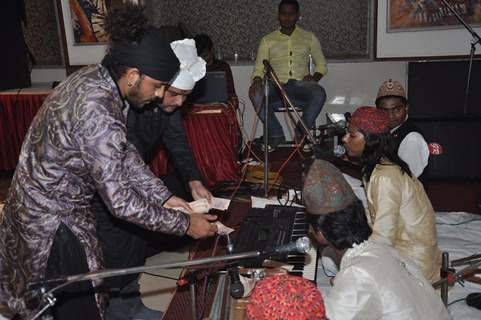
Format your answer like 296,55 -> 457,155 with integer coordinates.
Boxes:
325,266 -> 382,320
365,171 -> 402,245
397,132 -> 429,178
251,38 -> 269,82
310,33 -> 327,79
76,100 -> 215,238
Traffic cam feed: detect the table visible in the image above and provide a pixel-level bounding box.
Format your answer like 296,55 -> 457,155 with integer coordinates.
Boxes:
0,88 -> 51,171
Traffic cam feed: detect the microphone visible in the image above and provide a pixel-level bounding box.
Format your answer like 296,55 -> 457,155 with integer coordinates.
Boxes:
268,237 -> 312,255
228,267 -> 244,299
225,234 -> 245,299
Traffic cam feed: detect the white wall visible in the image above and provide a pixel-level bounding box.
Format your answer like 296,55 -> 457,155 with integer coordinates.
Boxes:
231,60 -> 408,139
30,60 -> 408,139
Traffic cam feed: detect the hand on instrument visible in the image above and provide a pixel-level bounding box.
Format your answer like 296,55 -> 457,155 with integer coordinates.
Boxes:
163,196 -> 193,214
186,213 -> 218,239
189,180 -> 213,204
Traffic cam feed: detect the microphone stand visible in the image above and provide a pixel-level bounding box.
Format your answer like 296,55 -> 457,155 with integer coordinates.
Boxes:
263,60 -> 317,147
441,0 -> 481,115
263,70 -> 270,197
261,60 -> 324,193
26,250 -> 266,320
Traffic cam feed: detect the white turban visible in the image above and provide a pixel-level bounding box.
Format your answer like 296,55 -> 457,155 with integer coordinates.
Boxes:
169,39 -> 206,90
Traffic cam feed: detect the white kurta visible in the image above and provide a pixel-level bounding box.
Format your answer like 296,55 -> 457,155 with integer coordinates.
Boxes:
324,240 -> 451,320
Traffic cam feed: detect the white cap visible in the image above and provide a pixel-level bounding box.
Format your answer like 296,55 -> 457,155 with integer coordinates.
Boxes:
170,39 -> 206,90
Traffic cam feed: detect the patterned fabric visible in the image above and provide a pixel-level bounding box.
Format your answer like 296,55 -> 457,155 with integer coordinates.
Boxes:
246,274 -> 325,320
349,106 -> 390,134
376,79 -> 406,101
251,26 -> 327,83
303,159 -> 356,215
0,64 -> 190,317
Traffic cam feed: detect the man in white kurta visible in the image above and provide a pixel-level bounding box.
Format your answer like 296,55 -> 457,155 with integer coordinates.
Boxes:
302,159 -> 450,320
324,240 -> 450,320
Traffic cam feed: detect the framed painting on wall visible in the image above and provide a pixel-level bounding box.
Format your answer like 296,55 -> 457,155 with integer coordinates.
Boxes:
388,0 -> 481,32
56,0 -> 138,74
376,0 -> 481,59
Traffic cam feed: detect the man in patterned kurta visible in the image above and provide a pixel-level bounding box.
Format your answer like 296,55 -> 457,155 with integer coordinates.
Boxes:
0,4 -> 217,319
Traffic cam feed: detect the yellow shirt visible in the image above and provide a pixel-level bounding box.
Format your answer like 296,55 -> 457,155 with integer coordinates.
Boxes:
251,26 -> 327,83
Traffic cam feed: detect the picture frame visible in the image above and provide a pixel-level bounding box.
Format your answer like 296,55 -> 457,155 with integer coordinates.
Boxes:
375,0 -> 481,59
387,0 -> 481,32
55,0 -> 139,74
56,0 -> 108,74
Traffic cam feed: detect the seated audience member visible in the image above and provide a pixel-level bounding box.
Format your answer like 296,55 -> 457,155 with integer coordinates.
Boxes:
342,106 -> 441,282
303,159 -> 450,320
375,79 -> 429,178
246,274 -> 326,320
249,0 -> 327,152
193,33 -> 237,101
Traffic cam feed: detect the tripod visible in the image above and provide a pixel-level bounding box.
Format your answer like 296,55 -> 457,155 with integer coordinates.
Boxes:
261,60 -> 318,196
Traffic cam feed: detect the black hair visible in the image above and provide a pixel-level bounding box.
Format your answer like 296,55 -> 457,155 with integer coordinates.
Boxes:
279,0 -> 300,12
194,34 -> 214,55
101,2 -> 148,81
375,95 -> 408,108
308,199 -> 372,250
360,131 -> 412,182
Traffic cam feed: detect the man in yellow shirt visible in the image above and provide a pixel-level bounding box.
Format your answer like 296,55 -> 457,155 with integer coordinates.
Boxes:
249,0 -> 327,152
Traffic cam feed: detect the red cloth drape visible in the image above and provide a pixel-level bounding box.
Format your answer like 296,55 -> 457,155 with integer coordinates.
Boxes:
149,102 -> 240,187
0,91 -> 50,171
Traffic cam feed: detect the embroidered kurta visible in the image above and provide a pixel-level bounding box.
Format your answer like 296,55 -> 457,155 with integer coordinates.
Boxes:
325,240 -> 450,320
0,64 -> 189,316
365,162 -> 441,283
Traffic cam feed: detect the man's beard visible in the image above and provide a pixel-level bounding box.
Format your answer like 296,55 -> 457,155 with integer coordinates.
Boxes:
126,80 -> 151,109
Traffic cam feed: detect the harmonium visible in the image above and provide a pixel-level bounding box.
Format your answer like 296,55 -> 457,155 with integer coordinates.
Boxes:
163,204 -> 319,320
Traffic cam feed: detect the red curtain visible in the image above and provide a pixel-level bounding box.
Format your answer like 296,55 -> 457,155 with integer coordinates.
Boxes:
0,93 -> 241,187
149,103 -> 240,187
0,91 -> 49,171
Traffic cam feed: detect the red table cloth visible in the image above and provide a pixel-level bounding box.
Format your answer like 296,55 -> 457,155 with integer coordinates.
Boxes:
0,90 -> 51,171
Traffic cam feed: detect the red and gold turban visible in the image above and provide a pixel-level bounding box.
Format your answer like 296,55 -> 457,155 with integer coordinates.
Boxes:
349,106 -> 390,134
246,274 -> 326,320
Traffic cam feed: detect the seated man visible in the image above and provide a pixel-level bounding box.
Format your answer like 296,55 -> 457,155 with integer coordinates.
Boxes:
375,79 -> 429,178
194,33 -> 237,102
249,0 -> 327,152
303,159 -> 450,320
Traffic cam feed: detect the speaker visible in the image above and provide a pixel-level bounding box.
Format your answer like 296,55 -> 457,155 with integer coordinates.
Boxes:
411,118 -> 481,180
408,60 -> 481,118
